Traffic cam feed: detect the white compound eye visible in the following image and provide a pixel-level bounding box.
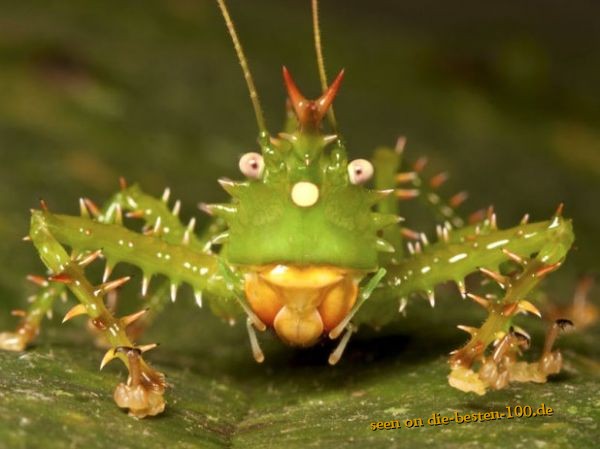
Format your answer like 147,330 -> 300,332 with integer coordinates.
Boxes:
239,152 -> 264,179
347,159 -> 374,185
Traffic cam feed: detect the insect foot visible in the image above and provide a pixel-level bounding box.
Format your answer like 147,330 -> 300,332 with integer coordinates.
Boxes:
0,324 -> 36,351
107,346 -> 166,418
509,318 -> 574,383
449,319 -> 571,395
448,221 -> 573,395
0,280 -> 64,351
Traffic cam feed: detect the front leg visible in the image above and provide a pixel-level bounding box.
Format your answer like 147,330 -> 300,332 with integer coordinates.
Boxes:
357,208 -> 574,393
0,280 -> 66,351
356,210 -> 574,326
2,193 -> 239,417
0,184 -> 229,352
29,207 -> 241,416
26,210 -> 167,417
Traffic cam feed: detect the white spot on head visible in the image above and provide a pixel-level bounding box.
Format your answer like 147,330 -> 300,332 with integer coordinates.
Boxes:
291,182 -> 320,207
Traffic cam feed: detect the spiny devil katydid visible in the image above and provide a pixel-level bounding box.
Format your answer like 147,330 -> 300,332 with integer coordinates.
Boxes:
0,0 -> 587,418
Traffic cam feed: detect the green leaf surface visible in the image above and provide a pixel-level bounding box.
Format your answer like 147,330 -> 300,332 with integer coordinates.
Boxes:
0,1 -> 599,448
1,303 -> 599,449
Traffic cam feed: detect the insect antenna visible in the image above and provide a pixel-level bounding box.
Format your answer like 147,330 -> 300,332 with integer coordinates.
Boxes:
312,0 -> 338,131
216,0 -> 268,135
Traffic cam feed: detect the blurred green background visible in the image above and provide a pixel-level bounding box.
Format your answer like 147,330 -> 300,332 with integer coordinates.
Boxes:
0,1 -> 599,448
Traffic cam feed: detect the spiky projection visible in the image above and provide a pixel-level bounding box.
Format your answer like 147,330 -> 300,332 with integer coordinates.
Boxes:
0,0 -> 587,418
207,69 -> 398,270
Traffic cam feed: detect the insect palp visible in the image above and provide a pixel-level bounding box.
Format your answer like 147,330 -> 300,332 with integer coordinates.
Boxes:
246,317 -> 265,363
328,323 -> 356,366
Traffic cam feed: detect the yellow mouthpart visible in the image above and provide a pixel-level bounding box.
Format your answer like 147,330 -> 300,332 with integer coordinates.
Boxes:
244,264 -> 361,347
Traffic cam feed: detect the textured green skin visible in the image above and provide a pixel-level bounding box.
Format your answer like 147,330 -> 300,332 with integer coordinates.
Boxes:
385,218 -> 573,297
358,215 -> 574,328
214,132 -> 396,270
23,142 -> 574,332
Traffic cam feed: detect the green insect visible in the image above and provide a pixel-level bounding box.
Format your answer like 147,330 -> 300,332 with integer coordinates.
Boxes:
0,0 -> 581,418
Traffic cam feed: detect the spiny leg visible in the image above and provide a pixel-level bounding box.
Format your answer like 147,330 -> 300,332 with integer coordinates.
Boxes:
44,194 -> 242,323
400,155 -> 469,229
84,181 -> 229,332
357,206 -> 573,328
0,279 -> 66,351
3,185 -> 240,416
360,200 -> 574,394
372,137 -> 473,254
83,183 -> 223,342
1,182 -> 219,351
28,210 -> 166,417
448,215 -> 574,394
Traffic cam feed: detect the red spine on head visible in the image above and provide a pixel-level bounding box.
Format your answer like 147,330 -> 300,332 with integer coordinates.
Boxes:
282,66 -> 344,130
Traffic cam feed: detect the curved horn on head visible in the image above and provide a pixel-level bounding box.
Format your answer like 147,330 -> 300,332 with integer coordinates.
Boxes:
282,66 -> 344,130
